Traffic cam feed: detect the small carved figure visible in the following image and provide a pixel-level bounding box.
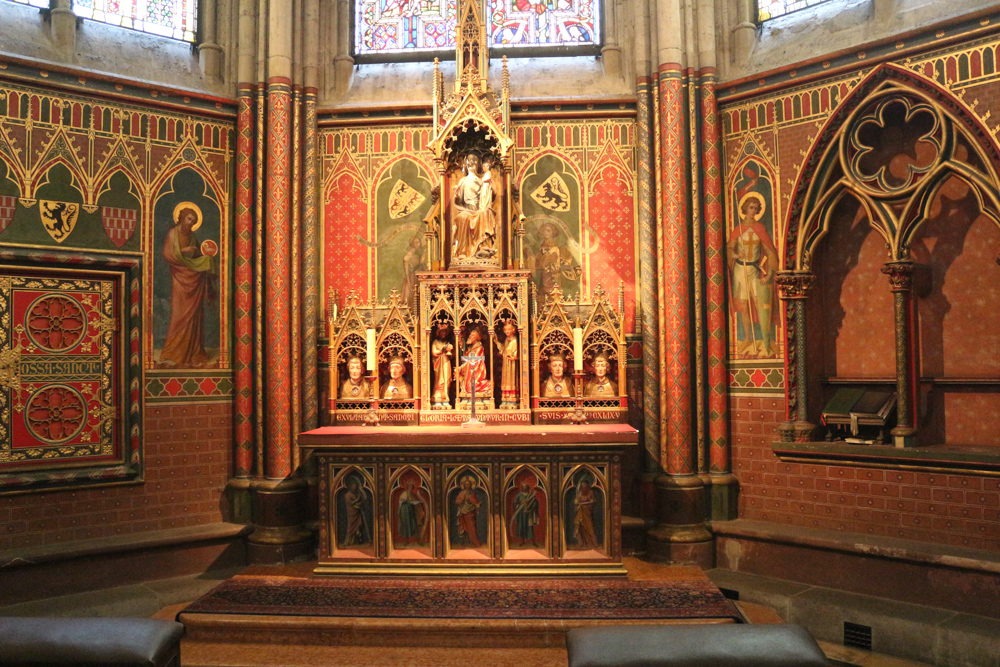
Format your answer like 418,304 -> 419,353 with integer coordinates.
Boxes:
496,320 -> 519,409
380,356 -> 413,399
541,353 -> 572,398
431,323 -> 454,409
583,352 -> 617,397
458,327 -> 491,400
339,355 -> 372,399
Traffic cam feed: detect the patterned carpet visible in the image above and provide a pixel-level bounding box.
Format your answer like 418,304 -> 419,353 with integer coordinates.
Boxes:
182,575 -> 744,621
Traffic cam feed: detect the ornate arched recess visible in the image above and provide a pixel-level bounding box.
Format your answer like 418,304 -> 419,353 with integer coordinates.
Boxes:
777,63 -> 1000,444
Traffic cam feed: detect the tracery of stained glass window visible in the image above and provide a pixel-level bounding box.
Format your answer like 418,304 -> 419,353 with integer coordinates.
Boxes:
73,0 -> 198,41
354,0 -> 599,57
758,0 -> 831,22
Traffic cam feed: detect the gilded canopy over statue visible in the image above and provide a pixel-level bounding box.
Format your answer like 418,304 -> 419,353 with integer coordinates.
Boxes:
422,0 -> 524,272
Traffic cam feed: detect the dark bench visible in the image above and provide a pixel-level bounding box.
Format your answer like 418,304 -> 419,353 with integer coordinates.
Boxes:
566,624 -> 829,667
0,617 -> 184,667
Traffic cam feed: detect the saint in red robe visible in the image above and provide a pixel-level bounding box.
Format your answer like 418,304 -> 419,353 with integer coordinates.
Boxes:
160,224 -> 216,367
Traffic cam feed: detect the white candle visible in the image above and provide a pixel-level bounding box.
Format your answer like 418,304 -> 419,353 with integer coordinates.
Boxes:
366,329 -> 376,371
572,327 -> 583,372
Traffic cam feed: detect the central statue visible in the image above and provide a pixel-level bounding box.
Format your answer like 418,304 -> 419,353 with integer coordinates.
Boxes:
452,153 -> 501,263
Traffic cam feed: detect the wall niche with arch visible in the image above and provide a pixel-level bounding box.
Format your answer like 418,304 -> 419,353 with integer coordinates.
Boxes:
780,65 -> 1000,453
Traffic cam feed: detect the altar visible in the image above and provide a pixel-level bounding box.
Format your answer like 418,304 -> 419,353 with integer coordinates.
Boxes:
299,424 -> 637,576
309,0 -> 637,578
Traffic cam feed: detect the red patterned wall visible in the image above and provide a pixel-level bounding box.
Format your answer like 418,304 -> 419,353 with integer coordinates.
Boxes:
324,172 -> 369,302
588,164 -> 636,331
731,397 -> 1000,551
0,403 -> 232,550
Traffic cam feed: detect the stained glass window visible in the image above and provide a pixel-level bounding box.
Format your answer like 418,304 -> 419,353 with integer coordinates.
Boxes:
354,0 -> 599,57
758,0 -> 831,22
73,0 -> 197,41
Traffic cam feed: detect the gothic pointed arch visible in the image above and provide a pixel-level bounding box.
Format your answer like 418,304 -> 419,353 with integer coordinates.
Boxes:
784,63 -> 1000,271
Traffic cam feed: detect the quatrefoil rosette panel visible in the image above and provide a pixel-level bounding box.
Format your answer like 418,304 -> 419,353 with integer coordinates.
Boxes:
0,273 -> 118,467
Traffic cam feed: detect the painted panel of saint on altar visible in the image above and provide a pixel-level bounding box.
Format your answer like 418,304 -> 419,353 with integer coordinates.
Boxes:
503,465 -> 548,556
445,466 -> 491,557
388,465 -> 434,557
332,466 -> 377,558
562,464 -> 607,556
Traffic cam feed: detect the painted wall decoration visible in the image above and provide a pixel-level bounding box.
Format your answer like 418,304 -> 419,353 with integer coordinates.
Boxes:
0,251 -> 143,492
320,119 -> 637,332
0,80 -> 234,402
720,29 -> 1000,443
726,157 -> 780,362
152,170 -> 222,368
373,158 -> 434,304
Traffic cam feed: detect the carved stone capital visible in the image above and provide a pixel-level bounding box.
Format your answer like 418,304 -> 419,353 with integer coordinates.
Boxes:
881,261 -> 915,291
775,271 -> 815,300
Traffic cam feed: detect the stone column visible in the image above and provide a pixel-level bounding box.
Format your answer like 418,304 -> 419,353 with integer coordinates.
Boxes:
882,261 -> 918,448
698,0 -> 736,520
199,0 -> 224,82
50,0 -> 77,55
634,0 -> 660,520
776,271 -> 816,443
247,0 -> 312,563
301,0 -> 321,433
333,0 -> 354,96
646,0 -> 712,568
601,0 -> 622,78
732,0 -> 757,69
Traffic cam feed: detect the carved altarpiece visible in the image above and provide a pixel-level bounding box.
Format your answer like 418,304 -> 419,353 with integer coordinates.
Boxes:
308,0 -> 635,577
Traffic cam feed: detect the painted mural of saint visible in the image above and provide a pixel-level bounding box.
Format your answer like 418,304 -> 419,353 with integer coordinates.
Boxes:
400,234 -> 424,307
531,221 -> 580,305
727,192 -> 778,359
159,203 -> 217,368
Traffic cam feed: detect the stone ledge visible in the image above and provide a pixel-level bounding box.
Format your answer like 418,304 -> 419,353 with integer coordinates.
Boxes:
711,519 -> 1000,575
771,441 -> 1000,475
0,523 -> 251,569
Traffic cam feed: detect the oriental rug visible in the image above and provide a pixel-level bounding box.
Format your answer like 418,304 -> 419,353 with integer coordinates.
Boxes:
181,575 -> 744,622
